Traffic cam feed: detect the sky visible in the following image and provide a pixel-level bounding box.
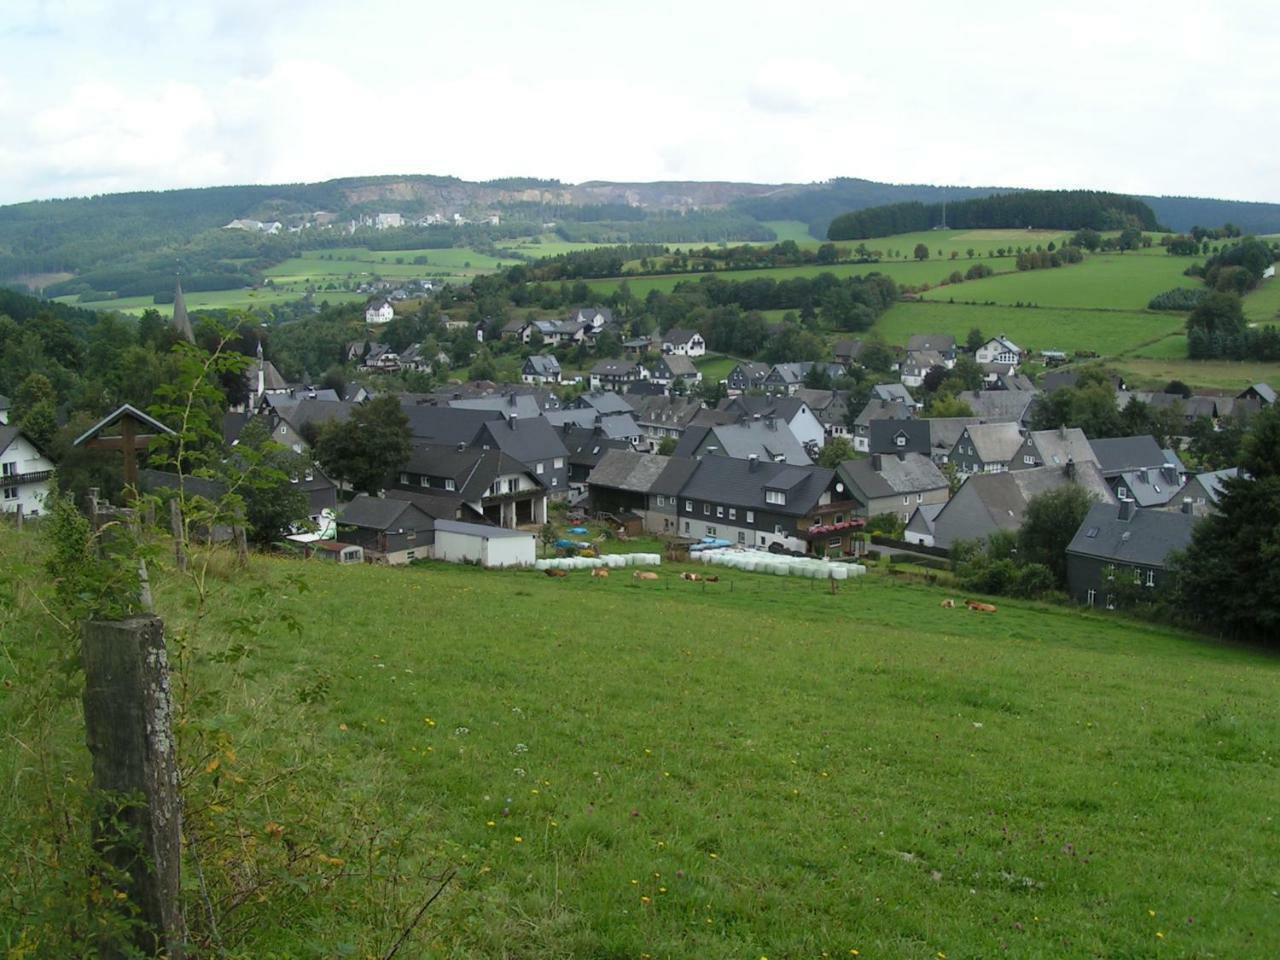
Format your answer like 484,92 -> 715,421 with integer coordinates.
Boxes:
2,0 -> 1278,206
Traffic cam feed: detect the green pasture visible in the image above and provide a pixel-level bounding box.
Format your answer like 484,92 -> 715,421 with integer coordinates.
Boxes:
873,300 -> 1184,356
919,253 -> 1200,311
4,532 -> 1276,957
848,228 -> 1070,260
52,287 -> 362,317
1112,355 -> 1280,392
694,353 -> 739,383
1243,276 -> 1280,324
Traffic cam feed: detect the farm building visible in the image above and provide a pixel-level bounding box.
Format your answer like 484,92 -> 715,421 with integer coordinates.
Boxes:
431,520 -> 534,568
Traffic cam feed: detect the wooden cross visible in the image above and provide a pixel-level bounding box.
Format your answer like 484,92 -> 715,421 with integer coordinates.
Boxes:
73,404 -> 176,494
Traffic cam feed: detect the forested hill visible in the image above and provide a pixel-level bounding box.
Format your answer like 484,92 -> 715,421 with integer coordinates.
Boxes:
826,190 -> 1162,240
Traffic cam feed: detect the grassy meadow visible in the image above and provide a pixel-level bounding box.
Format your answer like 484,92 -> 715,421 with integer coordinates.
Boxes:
52,286 -> 363,317
4,530 -> 1277,957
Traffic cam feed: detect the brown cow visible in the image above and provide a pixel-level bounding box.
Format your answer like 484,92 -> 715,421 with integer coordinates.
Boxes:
965,600 -> 998,613
704,575 -> 719,583
591,567 -> 609,578
544,568 -> 568,578
680,572 -> 702,582
940,599 -> 956,608
633,571 -> 659,581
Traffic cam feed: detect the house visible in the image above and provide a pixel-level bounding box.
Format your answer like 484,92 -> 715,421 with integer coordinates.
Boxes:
906,334 -> 957,365
870,382 -> 919,412
544,408 -> 643,447
954,389 -> 1037,424
673,417 -> 813,466
661,328 -> 706,357
374,213 -> 404,230
431,520 -> 535,568
1,426 -> 54,516
837,453 -> 950,523
1164,468 -> 1238,513
718,395 -> 826,451
725,361 -> 771,395
590,360 -> 648,392
903,502 -> 948,548
832,339 -> 865,366
558,424 -> 634,486
623,335 -> 661,357
927,461 -> 1115,550
852,399 -> 914,453
521,355 -> 562,385
794,388 -> 850,441
869,419 -> 933,458
531,318 -> 589,346
586,449 -> 697,535
573,390 -> 637,416
763,362 -> 846,395
628,395 -> 705,450
258,396 -> 355,453
568,307 -> 614,335
650,354 -> 702,387
391,444 -> 548,527
473,416 -> 571,496
675,457 -> 855,555
1237,383 -> 1276,406
297,541 -> 365,565
949,422 -> 1025,476
1065,499 -> 1197,607
991,370 -> 1036,393
1009,426 -> 1097,471
365,299 -> 395,325
975,335 -> 1023,366
336,495 -> 436,564
900,350 -> 946,388
1111,463 -> 1185,508
1089,434 -> 1171,489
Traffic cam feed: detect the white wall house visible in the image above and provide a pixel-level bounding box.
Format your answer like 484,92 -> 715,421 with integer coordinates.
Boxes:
365,300 -> 395,325
1,427 -> 55,517
975,336 -> 1023,366
662,329 -> 707,358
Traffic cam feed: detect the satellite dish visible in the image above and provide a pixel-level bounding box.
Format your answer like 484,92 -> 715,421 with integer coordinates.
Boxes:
835,482 -> 845,493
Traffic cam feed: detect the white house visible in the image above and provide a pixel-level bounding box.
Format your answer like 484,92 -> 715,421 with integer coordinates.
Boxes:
365,299 -> 395,325
431,520 -> 535,568
975,335 -> 1024,366
374,213 -> 404,230
662,329 -> 707,358
1,426 -> 55,517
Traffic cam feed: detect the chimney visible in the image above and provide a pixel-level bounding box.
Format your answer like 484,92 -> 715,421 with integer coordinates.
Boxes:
1181,497 -> 1194,515
1065,456 -> 1075,480
509,413 -> 518,429
1118,498 -> 1135,521
508,392 -> 517,407
748,453 -> 759,471
1137,467 -> 1149,484
871,454 -> 882,471
1058,423 -> 1067,440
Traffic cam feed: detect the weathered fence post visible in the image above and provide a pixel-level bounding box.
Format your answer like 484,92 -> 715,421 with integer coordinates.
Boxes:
13,503 -> 22,531
234,526 -> 249,567
169,498 -> 187,573
81,616 -> 185,958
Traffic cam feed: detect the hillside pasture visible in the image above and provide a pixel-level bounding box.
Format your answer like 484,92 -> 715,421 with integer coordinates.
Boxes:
6,538 -> 1275,958
1111,354 -> 1280,392
848,228 -> 1070,260
873,300 -> 1184,355
919,253 -> 1201,311
52,286 -> 362,317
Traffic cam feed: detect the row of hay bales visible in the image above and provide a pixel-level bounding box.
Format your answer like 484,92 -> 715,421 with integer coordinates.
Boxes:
692,549 -> 866,580
534,553 -> 662,571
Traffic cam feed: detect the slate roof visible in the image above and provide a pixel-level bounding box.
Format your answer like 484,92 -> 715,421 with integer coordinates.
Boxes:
475,416 -> 570,466
719,395 -> 810,423
587,449 -> 680,493
871,383 -> 916,407
382,487 -> 470,521
575,390 -> 637,415
271,398 -> 356,434
434,518 -> 532,539
629,395 -> 705,428
545,408 -> 642,440
657,354 -> 699,377
839,453 -> 948,500
338,495 -> 434,533
1089,435 -> 1168,477
869,418 -> 932,456
1241,382 -> 1276,404
728,361 -> 770,385
559,425 -> 632,469
651,456 -> 701,496
449,393 -> 543,419
1023,427 -> 1098,468
672,420 -> 812,466
832,339 -> 864,361
592,359 -> 644,377
523,355 -> 561,377
902,349 -> 945,375
1066,501 -> 1197,568
663,328 -> 701,347
924,417 -> 982,457
907,334 -> 956,353
399,404 -> 498,444
679,457 -> 834,516
767,362 -> 844,385
403,444 -> 534,501
1114,463 -> 1184,507
954,389 -> 1036,423
959,422 -> 1024,463
854,399 -> 914,429
1171,468 -> 1238,507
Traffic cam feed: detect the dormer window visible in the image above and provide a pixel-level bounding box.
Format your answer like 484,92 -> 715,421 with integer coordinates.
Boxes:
765,490 -> 785,506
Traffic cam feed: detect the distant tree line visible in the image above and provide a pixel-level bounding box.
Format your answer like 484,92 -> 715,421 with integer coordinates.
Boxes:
827,190 -> 1162,240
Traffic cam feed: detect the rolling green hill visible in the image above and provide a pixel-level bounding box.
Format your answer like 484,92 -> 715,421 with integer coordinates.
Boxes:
4,533 -> 1277,956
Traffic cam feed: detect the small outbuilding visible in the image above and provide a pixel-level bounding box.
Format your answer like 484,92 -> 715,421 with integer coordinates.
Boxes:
431,519 -> 535,568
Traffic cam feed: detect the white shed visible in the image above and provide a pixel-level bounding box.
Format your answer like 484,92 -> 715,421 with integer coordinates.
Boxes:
432,520 -> 535,568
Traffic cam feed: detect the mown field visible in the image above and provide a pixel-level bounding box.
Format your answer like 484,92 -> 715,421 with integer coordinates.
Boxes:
872,301 -> 1184,356
5,531 -> 1276,957
51,286 -> 363,317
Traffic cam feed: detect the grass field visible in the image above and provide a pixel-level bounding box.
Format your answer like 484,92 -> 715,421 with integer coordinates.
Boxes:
52,287 -> 363,317
850,228 -> 1071,260
1243,276 -> 1280,324
6,533 -> 1276,957
694,353 -> 739,384
919,254 -> 1200,311
1112,355 -> 1280,392
873,300 -> 1184,355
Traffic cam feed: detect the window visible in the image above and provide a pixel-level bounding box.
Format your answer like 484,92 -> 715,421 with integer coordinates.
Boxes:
683,520 -> 690,533
916,492 -> 923,502
1105,563 -> 1116,581
729,508 -> 737,520
553,458 -> 565,469
1023,455 -> 1034,465
737,530 -> 746,544
765,490 -> 785,506
703,504 -> 710,515
895,435 -> 906,447
716,506 -> 724,518
421,476 -> 430,488
1146,569 -> 1156,587
406,550 -> 416,560
551,478 -> 558,487
746,511 -> 754,523
507,478 -> 518,493
2,487 -> 16,501
828,537 -> 843,548
444,479 -> 455,491
1117,486 -> 1128,499
685,499 -> 692,512
706,526 -> 717,536
536,462 -> 544,475
903,495 -> 910,505
1133,567 -> 1142,585
1086,588 -> 1096,607
1,462 -> 14,477
655,495 -> 664,506
399,472 -> 409,485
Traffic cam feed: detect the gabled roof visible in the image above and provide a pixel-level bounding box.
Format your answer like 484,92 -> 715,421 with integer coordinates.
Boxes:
902,349 -> 945,373
1023,427 -> 1097,468
523,355 -> 561,376
982,335 -> 1022,354
403,444 -> 535,502
960,422 -> 1025,463
719,395 -> 811,423
954,389 -> 1036,423
270,398 -> 355,435
574,391 -> 636,415
338,494 -> 434,532
73,404 -> 176,448
672,419 -> 812,466
1240,382 -> 1276,404
657,354 -> 699,377
382,488 -> 471,522
839,453 -> 948,500
679,457 -> 834,516
855,398 -> 914,429
766,362 -> 844,384
663,328 -> 702,346
907,334 -> 956,353
450,393 -> 543,420
1066,501 -> 1196,568
832,339 -> 864,360
545,408 -> 641,440
475,416 -> 570,465
591,359 -> 643,377
587,449 -> 681,493
728,361 -> 770,382
871,383 -> 916,406
399,404 -> 498,444
629,395 -> 705,427
1089,435 -> 1167,477
1114,463 -> 1184,507
559,425 -> 632,468
1173,467 -> 1238,506
868,418 -> 932,455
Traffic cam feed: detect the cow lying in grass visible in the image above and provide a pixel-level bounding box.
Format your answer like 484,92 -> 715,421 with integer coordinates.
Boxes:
591,568 -> 609,578
544,568 -> 568,578
965,600 -> 998,613
633,571 -> 659,581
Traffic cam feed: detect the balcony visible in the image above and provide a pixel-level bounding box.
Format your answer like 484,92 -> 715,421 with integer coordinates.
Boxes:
2,469 -> 53,487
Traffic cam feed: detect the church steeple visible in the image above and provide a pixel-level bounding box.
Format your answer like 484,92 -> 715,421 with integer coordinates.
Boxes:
172,276 -> 194,343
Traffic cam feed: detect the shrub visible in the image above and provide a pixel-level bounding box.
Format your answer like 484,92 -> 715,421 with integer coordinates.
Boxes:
1148,287 -> 1210,311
